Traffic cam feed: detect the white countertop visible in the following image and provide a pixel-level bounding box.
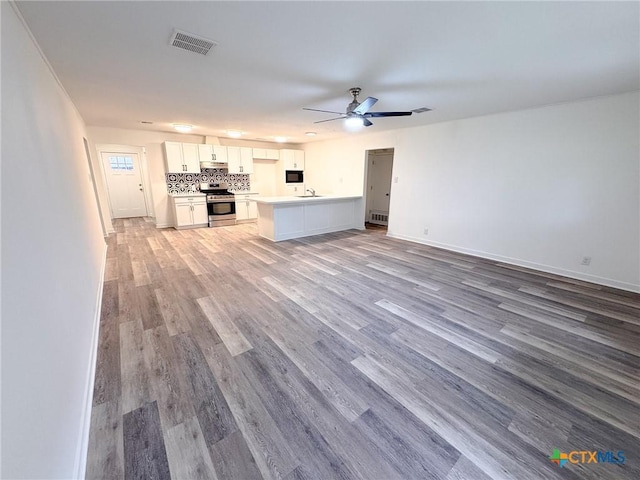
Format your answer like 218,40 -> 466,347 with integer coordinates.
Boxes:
253,195 -> 362,205
231,191 -> 261,195
169,192 -> 206,197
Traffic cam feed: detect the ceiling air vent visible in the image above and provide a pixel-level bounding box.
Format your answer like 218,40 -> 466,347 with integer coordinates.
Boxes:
412,107 -> 432,114
169,29 -> 216,56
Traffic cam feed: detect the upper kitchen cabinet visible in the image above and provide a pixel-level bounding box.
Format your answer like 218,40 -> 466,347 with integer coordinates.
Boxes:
227,146 -> 254,174
182,143 -> 200,172
252,148 -> 280,160
198,144 -> 228,165
281,149 -> 305,170
163,141 -> 201,173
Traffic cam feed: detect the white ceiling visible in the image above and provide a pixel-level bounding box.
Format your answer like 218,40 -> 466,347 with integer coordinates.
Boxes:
15,1 -> 640,144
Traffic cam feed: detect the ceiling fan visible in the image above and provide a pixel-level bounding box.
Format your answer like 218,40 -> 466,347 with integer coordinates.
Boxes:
303,87 -> 415,127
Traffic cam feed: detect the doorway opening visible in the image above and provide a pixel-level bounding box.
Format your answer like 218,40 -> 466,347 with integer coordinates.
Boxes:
364,148 -> 394,230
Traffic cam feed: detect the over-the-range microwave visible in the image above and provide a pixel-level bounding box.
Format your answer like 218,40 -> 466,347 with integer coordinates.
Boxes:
285,170 -> 304,184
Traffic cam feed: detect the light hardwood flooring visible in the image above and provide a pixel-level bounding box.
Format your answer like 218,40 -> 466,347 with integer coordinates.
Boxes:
87,218 -> 640,480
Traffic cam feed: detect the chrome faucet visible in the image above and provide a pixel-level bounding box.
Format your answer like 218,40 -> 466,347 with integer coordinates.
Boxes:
306,188 -> 316,197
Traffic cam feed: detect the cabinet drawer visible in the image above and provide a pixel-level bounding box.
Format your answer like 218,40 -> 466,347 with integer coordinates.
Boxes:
173,196 -> 204,205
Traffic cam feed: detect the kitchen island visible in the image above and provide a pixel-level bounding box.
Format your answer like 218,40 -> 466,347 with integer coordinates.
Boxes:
254,195 -> 364,241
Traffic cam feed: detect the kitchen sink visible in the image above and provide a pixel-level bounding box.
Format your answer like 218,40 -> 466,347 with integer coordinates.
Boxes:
296,195 -> 323,198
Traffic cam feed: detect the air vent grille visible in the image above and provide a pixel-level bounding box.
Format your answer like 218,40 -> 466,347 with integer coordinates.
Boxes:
412,107 -> 432,114
370,211 -> 389,225
169,29 -> 216,56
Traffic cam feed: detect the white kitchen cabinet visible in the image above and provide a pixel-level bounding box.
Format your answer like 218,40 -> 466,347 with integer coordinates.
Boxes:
227,146 -> 254,174
285,184 -> 306,196
198,144 -> 228,164
235,193 -> 259,222
164,142 -> 184,172
163,142 -> 201,173
182,143 -> 200,172
281,149 -> 305,170
253,148 -> 280,160
266,149 -> 280,160
172,195 -> 207,229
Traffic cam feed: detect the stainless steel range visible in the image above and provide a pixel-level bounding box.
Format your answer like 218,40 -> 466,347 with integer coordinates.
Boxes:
199,182 -> 236,227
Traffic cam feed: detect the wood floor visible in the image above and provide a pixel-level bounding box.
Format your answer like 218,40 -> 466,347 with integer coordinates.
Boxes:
87,218 -> 640,480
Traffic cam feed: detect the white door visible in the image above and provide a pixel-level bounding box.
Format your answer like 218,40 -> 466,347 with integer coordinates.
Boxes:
101,152 -> 148,218
367,152 -> 393,225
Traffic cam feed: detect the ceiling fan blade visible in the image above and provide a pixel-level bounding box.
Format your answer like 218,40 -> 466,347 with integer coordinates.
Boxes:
364,111 -> 413,118
362,118 -> 373,127
303,107 -> 345,115
353,96 -> 378,115
313,116 -> 346,124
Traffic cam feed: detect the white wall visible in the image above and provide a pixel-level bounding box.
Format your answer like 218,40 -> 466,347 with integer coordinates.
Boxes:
304,92 -> 640,292
1,3 -> 107,478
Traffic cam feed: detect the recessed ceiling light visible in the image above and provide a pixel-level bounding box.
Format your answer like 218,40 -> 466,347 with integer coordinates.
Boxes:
305,132 -> 317,136
345,117 -> 363,127
173,124 -> 193,133
274,136 -> 287,143
226,130 -> 242,138
141,121 -> 153,124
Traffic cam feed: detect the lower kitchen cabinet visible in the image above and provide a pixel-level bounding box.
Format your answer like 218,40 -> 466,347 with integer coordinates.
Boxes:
172,196 -> 207,229
235,193 -> 259,222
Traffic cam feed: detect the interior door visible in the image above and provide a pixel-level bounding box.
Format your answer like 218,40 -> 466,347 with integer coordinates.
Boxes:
100,152 -> 148,218
369,153 -> 393,225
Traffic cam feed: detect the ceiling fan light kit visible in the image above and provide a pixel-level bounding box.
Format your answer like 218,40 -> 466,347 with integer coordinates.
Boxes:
304,87 -> 421,128
345,117 -> 364,127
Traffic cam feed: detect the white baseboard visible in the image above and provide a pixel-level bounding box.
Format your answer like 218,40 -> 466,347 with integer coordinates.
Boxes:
73,241 -> 108,478
386,231 -> 640,293
155,222 -> 172,229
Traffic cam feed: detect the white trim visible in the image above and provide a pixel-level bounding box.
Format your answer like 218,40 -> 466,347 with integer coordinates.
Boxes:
155,223 -> 173,229
73,241 -> 108,479
386,231 -> 640,294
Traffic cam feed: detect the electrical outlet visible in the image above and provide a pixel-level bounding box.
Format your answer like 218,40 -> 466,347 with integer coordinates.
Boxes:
581,256 -> 592,266
394,176 -> 398,184
423,228 -> 429,235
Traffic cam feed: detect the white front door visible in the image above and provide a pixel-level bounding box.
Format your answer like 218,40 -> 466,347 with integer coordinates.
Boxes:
100,152 -> 148,218
368,153 -> 393,225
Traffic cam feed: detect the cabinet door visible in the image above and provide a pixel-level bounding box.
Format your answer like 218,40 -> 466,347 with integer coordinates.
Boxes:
175,203 -> 194,227
212,145 -> 228,163
280,149 -> 293,170
182,143 -> 201,173
240,147 -> 253,174
281,149 -> 304,170
252,148 -> 266,159
293,150 -> 305,170
227,146 -> 242,173
198,144 -> 213,163
235,200 -> 249,220
265,149 -> 279,160
192,202 -> 208,225
164,142 -> 184,172
247,199 -> 258,219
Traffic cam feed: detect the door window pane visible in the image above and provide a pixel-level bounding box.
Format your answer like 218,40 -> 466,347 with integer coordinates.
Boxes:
109,155 -> 134,171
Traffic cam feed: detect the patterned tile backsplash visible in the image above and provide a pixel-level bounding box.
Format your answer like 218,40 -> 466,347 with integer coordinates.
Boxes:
166,168 -> 250,194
